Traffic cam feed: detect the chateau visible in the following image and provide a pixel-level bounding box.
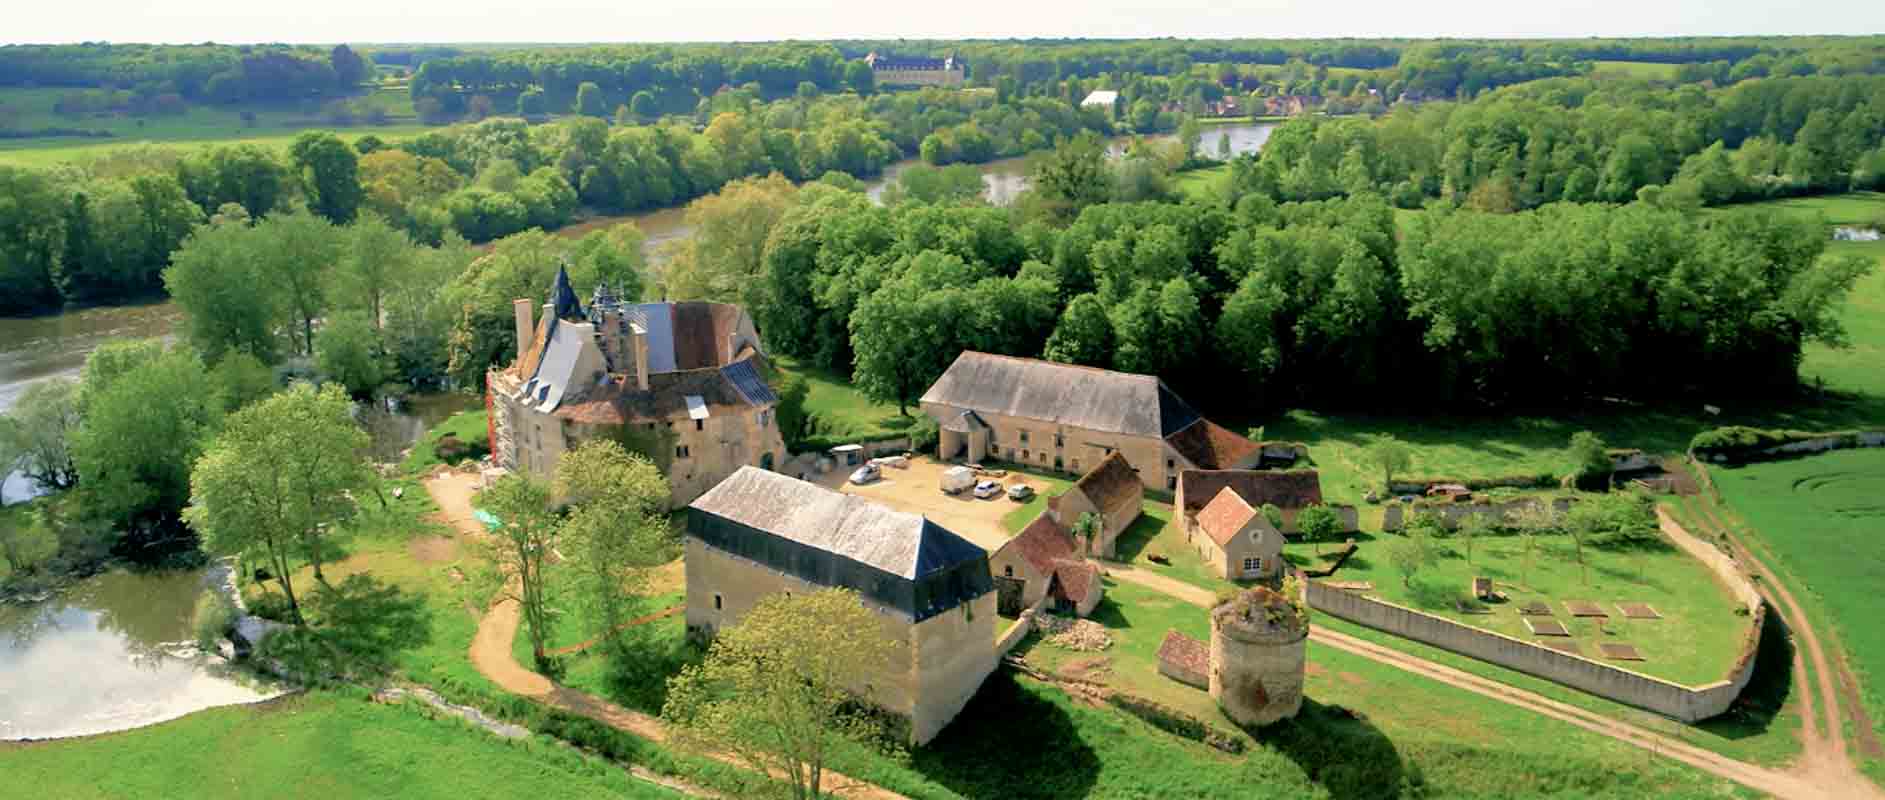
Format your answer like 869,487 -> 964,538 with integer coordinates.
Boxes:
862,51 -> 965,87
486,268 -> 787,506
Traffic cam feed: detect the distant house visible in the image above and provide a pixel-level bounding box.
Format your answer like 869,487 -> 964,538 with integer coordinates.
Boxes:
1191,486 -> 1285,582
685,467 -> 995,744
1263,95 -> 1317,116
1046,451 -> 1144,558
921,351 -> 1259,492
1174,468 -> 1357,537
989,512 -> 1103,617
863,52 -> 965,87
1081,90 -> 1120,117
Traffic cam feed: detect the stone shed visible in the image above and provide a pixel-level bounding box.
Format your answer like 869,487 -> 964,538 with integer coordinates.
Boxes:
1048,451 -> 1144,558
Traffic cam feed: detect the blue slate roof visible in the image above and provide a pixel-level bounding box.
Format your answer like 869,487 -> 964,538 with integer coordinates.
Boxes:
721,358 -> 777,406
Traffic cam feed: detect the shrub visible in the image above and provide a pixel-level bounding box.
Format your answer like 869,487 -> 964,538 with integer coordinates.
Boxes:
192,592 -> 239,652
1107,694 -> 1246,753
246,590 -> 296,623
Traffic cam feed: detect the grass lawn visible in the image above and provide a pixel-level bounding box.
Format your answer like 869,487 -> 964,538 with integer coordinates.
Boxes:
1174,163 -> 1229,201
1285,527 -> 1754,686
772,355 -> 916,450
1711,448 -> 1885,755
0,84 -> 428,167
400,408 -> 490,474
0,690 -> 680,799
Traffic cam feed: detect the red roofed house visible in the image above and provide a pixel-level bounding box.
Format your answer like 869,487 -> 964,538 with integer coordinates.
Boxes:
1047,451 -> 1144,558
1157,629 -> 1209,689
989,512 -> 1103,617
1175,469 -> 1356,537
1190,486 -> 1285,581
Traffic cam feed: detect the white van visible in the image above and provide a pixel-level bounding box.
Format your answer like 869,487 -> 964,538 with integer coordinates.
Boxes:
940,465 -> 976,495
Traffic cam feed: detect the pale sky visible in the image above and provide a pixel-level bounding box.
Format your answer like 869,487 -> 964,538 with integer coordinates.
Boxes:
4,0 -> 1882,45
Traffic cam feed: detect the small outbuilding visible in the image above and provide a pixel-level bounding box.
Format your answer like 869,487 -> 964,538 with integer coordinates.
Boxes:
989,512 -> 1104,617
1191,486 -> 1285,582
1048,451 -> 1143,558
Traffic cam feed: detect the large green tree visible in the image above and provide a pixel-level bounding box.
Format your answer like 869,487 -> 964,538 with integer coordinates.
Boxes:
553,440 -> 671,658
0,379 -> 82,493
290,131 -> 364,224
480,474 -> 560,668
73,345 -> 222,553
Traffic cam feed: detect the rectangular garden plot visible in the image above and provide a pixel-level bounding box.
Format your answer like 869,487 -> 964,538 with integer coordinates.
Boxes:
1617,602 -> 1662,619
1524,618 -> 1571,637
1599,643 -> 1646,661
1519,602 -> 1553,616
1540,639 -> 1583,655
1564,600 -> 1609,618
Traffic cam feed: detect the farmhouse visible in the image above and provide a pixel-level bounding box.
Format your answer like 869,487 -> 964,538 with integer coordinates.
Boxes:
1046,451 -> 1143,558
684,467 -> 997,745
1080,89 -> 1120,116
1175,468 -> 1356,536
989,511 -> 1103,617
486,267 -> 787,507
921,351 -> 1260,493
863,52 -> 965,87
1190,486 -> 1285,582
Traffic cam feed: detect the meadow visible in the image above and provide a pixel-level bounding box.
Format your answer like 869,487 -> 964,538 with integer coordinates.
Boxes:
1589,61 -> 1683,81
1710,448 -> 1885,755
0,691 -> 681,800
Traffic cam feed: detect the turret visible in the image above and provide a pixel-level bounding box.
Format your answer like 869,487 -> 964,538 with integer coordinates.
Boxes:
1209,583 -> 1308,726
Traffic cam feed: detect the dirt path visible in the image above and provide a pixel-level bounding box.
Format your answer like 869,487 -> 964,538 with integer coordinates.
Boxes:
547,605 -> 683,657
425,473 -> 906,800
1103,563 -> 1833,799
1680,497 -> 1884,798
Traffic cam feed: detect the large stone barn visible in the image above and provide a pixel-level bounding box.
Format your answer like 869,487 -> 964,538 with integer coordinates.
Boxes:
920,352 -> 1260,493
988,511 -> 1103,617
685,467 -> 997,745
487,267 -> 787,507
1175,469 -> 1357,537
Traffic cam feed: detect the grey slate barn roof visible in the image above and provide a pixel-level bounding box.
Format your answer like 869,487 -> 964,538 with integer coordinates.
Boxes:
920,352 -> 1201,439
688,467 -> 993,622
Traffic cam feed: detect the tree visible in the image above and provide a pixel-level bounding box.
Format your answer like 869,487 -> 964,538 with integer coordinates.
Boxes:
333,213 -> 413,329
1457,511 -> 1490,566
1390,526 -> 1429,589
1217,131 -> 1232,159
266,212 -> 343,357
843,61 -> 875,96
1028,133 -> 1113,221
329,45 -> 369,88
1568,430 -> 1612,488
575,81 -> 607,118
662,175 -> 797,307
629,90 -> 657,121
186,382 -> 373,623
553,440 -> 671,657
164,220 -> 286,363
1363,435 -> 1413,492
1296,504 -> 1341,557
0,511 -> 57,576
1042,293 -> 1114,367
1562,499 -> 1609,586
772,372 -> 811,451
290,131 -> 363,224
481,474 -> 559,668
208,351 -> 278,412
664,589 -> 900,800
73,345 -> 222,550
316,312 -> 385,397
0,378 -> 81,493
517,87 -> 547,117
1506,501 -> 1561,588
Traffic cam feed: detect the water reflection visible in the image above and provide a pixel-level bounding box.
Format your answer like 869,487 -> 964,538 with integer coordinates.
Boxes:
0,568 -> 283,740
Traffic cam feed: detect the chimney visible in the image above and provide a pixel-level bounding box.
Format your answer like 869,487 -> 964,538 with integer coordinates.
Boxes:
512,299 -> 534,363
1074,533 -> 1089,558
633,326 -> 650,391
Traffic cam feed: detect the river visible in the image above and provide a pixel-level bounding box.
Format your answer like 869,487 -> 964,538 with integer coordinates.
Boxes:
0,565 -> 284,740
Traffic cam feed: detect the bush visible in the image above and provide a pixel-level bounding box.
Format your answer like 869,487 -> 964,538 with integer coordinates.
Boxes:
247,590 -> 297,623
192,592 -> 239,652
1689,425 -> 1883,462
1107,694 -> 1246,753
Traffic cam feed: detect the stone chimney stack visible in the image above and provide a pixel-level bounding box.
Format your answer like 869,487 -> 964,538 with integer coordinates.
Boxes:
633,326 -> 651,391
512,299 -> 534,363
727,333 -> 738,364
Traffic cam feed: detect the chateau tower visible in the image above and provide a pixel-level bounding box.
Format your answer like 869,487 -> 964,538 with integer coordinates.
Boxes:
1209,584 -> 1308,726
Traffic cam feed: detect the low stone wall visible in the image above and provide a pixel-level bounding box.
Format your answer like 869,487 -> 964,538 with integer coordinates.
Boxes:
996,595 -> 1049,656
1306,514 -> 1765,722
1381,497 -> 1572,531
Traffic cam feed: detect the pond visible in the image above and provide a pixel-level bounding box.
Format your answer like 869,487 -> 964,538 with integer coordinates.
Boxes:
0,566 -> 284,740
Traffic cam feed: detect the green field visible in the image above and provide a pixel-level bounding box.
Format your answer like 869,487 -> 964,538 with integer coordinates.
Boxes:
0,83 -> 427,166
1711,448 -> 1885,750
1590,61 -> 1683,80
0,691 -> 678,799
773,355 -> 919,450
1174,163 -> 1230,201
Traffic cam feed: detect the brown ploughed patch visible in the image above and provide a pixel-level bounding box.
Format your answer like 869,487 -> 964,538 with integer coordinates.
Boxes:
1564,600 -> 1608,617
1599,642 -> 1646,661
1525,618 -> 1571,637
1617,602 -> 1662,619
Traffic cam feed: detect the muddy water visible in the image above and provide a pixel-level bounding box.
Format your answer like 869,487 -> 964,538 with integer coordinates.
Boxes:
0,566 -> 283,740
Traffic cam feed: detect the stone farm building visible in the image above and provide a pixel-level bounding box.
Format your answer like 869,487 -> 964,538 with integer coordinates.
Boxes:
921,352 -> 1260,493
1174,469 -> 1357,538
487,268 -> 787,507
1046,451 -> 1142,558
685,467 -> 997,745
1191,486 -> 1285,582
988,511 -> 1103,617
863,52 -> 965,87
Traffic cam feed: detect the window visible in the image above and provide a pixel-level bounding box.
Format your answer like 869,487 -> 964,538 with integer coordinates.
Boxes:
1167,476 -> 1177,491
1022,449 -> 1029,460
1054,456 -> 1064,471
1019,430 -> 1030,445
695,419 -> 705,432
713,594 -> 722,610
1071,459 -> 1080,472
1166,459 -> 1176,471
1054,432 -> 1064,448
1003,565 -> 1014,577
1243,557 -> 1261,574
676,445 -> 691,459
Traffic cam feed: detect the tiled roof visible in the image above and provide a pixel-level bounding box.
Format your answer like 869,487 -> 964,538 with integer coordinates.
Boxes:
553,397 -> 627,425
1164,419 -> 1259,470
1197,486 -> 1259,547
997,512 -> 1075,575
1157,630 -> 1208,675
1049,559 -> 1101,606
1179,469 -> 1325,516
919,352 -> 1200,439
1072,451 -> 1143,514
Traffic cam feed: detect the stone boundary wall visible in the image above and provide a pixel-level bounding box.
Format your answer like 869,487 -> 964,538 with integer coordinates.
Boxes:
1694,430 -> 1885,465
1306,514 -> 1765,722
996,595 -> 1049,656
1381,497 -> 1572,531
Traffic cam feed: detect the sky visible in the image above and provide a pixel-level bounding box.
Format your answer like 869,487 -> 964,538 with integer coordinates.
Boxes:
4,0 -> 1882,44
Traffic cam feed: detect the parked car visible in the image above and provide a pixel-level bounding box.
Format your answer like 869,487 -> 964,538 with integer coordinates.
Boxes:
973,480 -> 1002,499
1006,484 -> 1035,502
849,464 -> 881,485
870,455 -> 910,469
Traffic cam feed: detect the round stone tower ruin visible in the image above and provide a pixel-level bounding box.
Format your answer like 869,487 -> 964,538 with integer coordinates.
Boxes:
1209,583 -> 1309,726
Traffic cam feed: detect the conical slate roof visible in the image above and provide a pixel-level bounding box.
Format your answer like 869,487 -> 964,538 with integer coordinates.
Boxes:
548,264 -> 584,321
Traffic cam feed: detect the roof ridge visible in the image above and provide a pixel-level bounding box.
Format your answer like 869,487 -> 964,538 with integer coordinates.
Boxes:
957,350 -> 1158,383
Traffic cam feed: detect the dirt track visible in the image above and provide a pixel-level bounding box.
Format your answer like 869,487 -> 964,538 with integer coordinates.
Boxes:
426,472 -> 906,800
1104,563 -> 1837,799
